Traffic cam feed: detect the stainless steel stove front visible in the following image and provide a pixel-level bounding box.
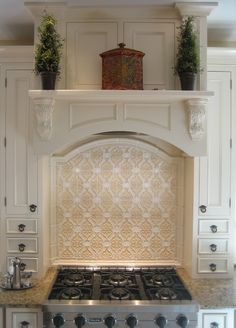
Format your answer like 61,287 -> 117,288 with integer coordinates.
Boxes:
43,301 -> 199,328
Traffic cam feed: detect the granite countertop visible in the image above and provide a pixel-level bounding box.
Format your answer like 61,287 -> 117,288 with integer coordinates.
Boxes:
0,267 -> 56,307
0,267 -> 236,309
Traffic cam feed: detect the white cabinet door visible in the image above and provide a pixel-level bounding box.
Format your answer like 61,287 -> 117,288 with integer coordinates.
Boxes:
0,307 -> 3,328
66,22 -> 118,89
6,307 -> 43,328
198,309 -> 235,328
124,22 -> 175,90
198,71 -> 231,217
5,69 -> 38,216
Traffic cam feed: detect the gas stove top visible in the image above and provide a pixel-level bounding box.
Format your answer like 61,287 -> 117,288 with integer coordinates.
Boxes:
48,267 -> 192,301
44,267 -> 198,328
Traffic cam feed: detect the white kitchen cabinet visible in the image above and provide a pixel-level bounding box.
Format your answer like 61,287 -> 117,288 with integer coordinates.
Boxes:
195,68 -> 233,278
5,69 -> 38,217
198,71 -> 231,218
184,49 -> 236,278
66,22 -> 118,89
124,22 -> 175,90
0,307 -> 3,327
198,309 -> 235,328
6,307 -> 43,328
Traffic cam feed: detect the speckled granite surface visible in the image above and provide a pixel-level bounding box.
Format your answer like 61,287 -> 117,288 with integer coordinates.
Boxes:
178,268 -> 236,309
0,267 -> 56,307
0,267 -> 235,309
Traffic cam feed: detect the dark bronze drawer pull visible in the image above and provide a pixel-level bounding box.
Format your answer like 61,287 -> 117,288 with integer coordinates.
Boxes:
20,321 -> 30,328
20,262 -> 26,271
209,244 -> 217,252
209,263 -> 217,272
210,322 -> 219,328
18,224 -> 26,232
18,243 -> 26,252
199,205 -> 207,213
210,225 -> 218,233
29,204 -> 37,212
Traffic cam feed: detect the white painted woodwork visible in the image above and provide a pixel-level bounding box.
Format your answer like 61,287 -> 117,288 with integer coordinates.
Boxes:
7,237 -> 38,254
197,257 -> 229,274
28,89 -> 213,156
0,308 -> 3,328
7,256 -> 38,273
124,22 -> 175,90
6,218 -> 38,234
5,69 -> 38,216
198,309 -> 235,328
198,219 -> 230,235
66,22 -> 118,89
6,307 -> 43,328
198,238 -> 229,255
198,71 -> 231,217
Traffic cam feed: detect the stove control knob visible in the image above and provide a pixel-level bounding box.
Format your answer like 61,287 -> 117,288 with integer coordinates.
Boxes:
104,315 -> 116,328
176,314 -> 189,328
126,315 -> 138,328
155,315 -> 168,328
52,314 -> 65,327
74,315 -> 86,328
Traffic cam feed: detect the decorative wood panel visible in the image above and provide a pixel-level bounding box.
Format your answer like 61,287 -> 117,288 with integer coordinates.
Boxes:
124,22 -> 175,90
66,22 -> 118,89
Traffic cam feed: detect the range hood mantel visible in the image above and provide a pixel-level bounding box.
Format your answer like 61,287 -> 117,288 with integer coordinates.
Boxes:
29,89 -> 213,156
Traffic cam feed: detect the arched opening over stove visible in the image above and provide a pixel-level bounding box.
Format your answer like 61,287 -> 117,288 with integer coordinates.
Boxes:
50,137 -> 184,266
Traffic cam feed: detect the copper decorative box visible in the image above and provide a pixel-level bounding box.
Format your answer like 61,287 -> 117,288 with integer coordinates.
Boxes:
100,43 -> 145,90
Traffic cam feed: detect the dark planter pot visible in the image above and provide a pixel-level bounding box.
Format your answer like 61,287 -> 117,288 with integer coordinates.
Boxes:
179,72 -> 197,90
40,72 -> 57,90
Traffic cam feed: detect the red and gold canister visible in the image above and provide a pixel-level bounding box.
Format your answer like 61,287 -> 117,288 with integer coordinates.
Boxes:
100,43 -> 145,90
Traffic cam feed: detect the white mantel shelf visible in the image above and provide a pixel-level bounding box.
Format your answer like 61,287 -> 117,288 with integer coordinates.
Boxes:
29,89 -> 214,156
29,89 -> 213,101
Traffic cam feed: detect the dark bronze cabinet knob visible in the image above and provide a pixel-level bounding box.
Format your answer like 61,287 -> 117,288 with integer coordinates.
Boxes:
210,244 -> 217,252
18,224 -> 26,232
210,322 -> 219,328
210,225 -> 218,233
20,262 -> 26,271
199,205 -> 207,213
29,204 -> 37,212
20,321 -> 30,328
209,263 -> 217,272
18,243 -> 26,252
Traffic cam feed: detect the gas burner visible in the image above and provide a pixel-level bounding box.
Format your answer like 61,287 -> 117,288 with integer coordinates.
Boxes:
157,287 -> 177,300
152,274 -> 173,287
109,287 -> 130,300
109,273 -> 128,286
64,273 -> 85,286
59,287 -> 83,300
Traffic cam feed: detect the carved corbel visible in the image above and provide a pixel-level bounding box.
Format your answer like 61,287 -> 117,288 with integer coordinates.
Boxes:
186,98 -> 208,140
33,97 -> 55,140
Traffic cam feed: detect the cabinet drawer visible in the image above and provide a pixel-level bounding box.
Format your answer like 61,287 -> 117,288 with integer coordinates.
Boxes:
6,307 -> 43,328
7,237 -> 38,254
198,239 -> 229,255
198,258 -> 228,274
7,256 -> 38,273
201,312 -> 227,328
198,220 -> 229,234
6,218 -> 37,234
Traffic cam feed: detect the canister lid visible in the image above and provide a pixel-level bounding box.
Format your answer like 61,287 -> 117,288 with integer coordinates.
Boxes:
100,43 -> 145,58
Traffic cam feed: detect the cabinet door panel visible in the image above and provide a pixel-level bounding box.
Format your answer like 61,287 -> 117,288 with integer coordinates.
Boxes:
124,22 -> 175,90
5,70 -> 38,216
66,22 -> 118,89
198,71 -> 231,217
6,308 -> 43,328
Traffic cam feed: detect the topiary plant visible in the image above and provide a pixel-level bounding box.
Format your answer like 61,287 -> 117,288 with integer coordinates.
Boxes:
34,12 -> 64,89
174,16 -> 201,75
